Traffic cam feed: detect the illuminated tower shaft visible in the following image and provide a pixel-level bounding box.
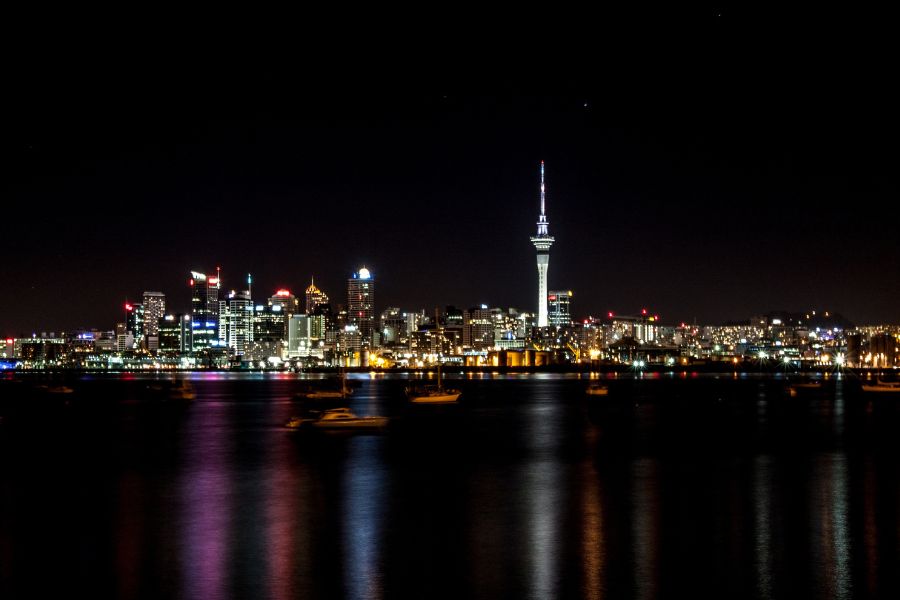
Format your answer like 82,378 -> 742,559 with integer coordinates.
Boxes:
530,161 -> 555,327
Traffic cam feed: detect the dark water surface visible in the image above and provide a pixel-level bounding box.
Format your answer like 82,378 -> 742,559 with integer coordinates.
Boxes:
1,372 -> 899,599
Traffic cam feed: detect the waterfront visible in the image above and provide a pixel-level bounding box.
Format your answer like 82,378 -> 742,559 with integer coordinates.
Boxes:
1,372 -> 899,599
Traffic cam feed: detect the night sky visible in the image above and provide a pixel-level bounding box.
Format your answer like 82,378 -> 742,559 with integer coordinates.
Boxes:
3,24 -> 897,334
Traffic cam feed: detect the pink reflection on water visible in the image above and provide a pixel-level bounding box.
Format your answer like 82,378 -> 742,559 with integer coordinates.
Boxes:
178,409 -> 232,600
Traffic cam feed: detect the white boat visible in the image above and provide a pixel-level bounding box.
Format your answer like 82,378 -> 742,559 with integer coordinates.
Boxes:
287,407 -> 388,430
861,379 -> 900,393
586,383 -> 609,396
407,364 -> 461,404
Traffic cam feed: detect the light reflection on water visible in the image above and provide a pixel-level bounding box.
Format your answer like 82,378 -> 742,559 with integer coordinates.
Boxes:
342,436 -> 387,600
631,458 -> 660,600
524,384 -> 563,600
2,373 -> 900,599
179,404 -> 231,600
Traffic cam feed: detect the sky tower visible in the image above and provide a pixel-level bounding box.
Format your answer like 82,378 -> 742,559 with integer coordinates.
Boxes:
530,160 -> 555,327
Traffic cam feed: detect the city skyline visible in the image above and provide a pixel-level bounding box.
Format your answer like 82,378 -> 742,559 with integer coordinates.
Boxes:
3,42 -> 898,332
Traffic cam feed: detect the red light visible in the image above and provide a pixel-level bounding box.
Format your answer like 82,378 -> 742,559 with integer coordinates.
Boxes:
5,338 -> 12,345
608,312 -> 614,318
189,279 -> 194,286
276,289 -> 291,297
125,303 -> 133,312
641,308 -> 647,315
548,295 -> 557,301
655,315 -> 659,320
209,277 -> 219,285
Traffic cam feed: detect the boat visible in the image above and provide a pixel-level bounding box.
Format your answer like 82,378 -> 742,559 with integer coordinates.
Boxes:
295,369 -> 352,400
286,407 -> 388,430
586,383 -> 609,396
45,385 -> 74,394
168,381 -> 196,400
406,364 -> 461,404
792,381 -> 823,389
861,379 -> 900,393
786,380 -> 823,397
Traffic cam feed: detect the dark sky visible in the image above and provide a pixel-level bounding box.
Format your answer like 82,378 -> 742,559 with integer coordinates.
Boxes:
2,22 -> 897,334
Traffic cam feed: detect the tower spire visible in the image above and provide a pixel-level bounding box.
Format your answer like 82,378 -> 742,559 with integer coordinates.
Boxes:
540,159 -> 546,218
536,160 -> 549,236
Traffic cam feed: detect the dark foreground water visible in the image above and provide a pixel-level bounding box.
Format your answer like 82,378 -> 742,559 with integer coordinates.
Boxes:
1,372 -> 899,599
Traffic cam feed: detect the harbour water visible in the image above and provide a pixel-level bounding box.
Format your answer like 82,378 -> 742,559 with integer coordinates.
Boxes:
1,372 -> 898,599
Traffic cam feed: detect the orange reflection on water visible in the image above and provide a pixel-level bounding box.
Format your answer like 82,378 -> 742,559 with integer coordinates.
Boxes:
579,454 -> 605,600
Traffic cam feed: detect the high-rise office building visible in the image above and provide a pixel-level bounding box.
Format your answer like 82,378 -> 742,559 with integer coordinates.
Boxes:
305,278 -> 329,314
269,289 -> 300,315
219,289 -> 253,357
125,302 -> 144,348
347,267 -> 375,351
158,314 -> 191,353
530,161 -> 555,327
142,291 -> 166,338
190,270 -> 220,351
548,290 -> 573,327
464,305 -> 494,349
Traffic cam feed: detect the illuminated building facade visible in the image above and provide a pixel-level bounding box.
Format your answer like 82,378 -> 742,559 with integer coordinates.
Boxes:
142,291 -> 166,338
347,267 -> 374,351
125,302 -> 144,348
530,161 -> 555,327
219,290 -> 253,356
158,314 -> 191,353
464,305 -> 494,349
305,278 -> 329,314
190,270 -> 220,351
548,290 -> 572,327
269,289 -> 300,315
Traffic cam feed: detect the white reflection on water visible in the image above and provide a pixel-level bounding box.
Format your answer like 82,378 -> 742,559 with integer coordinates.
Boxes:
812,453 -> 851,600
753,454 -> 774,599
342,436 -> 387,600
526,388 -> 563,599
527,459 -> 562,599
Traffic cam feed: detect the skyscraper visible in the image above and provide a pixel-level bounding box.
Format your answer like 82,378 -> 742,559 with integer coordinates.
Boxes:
124,302 -> 144,348
219,289 -> 253,357
305,277 -> 329,314
548,290 -> 573,327
347,267 -> 374,351
142,291 -> 166,338
190,270 -> 220,351
530,161 -> 555,327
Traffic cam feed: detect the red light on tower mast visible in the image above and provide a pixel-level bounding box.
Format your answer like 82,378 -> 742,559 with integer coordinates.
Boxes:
125,303 -> 133,312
